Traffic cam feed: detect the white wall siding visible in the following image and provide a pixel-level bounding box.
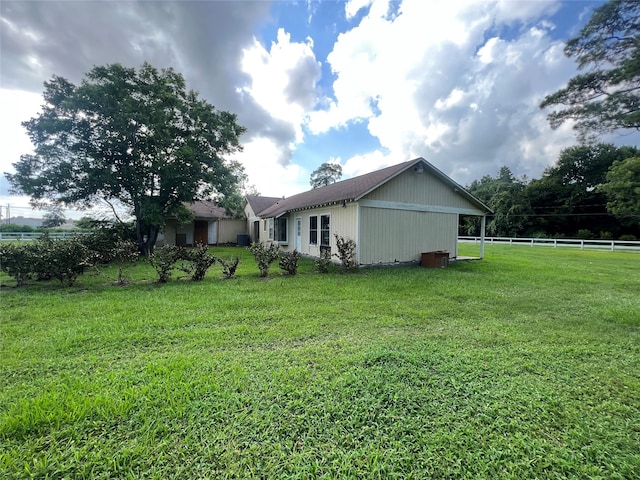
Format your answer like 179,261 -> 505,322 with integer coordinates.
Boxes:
277,204 -> 357,256
217,219 -> 247,244
364,168 -> 484,214
162,223 -> 176,246
359,207 -> 457,264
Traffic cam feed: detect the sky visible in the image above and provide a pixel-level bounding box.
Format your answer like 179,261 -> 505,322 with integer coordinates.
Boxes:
1,0 -> 638,221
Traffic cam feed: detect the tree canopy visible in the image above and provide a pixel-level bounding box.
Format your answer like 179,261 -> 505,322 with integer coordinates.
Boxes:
42,205 -> 66,228
600,156 -> 640,226
463,144 -> 640,239
464,166 -> 531,237
540,0 -> 640,141
7,63 -> 246,254
310,162 -> 342,189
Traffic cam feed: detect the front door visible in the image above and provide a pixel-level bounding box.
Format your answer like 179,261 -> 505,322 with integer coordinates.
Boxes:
295,217 -> 302,251
194,221 -> 209,246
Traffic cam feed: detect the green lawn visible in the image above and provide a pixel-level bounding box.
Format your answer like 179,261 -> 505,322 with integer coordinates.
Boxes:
1,245 -> 639,479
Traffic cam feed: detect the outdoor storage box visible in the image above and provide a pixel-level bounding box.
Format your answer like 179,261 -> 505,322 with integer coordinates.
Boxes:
421,251 -> 449,268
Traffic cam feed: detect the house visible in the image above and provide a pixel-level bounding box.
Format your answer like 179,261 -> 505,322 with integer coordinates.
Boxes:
244,195 -> 281,244
163,200 -> 246,246
255,158 -> 491,265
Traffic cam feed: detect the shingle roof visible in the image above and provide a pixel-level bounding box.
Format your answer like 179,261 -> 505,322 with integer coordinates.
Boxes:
259,160 -> 415,217
188,200 -> 231,219
258,157 -> 491,218
245,195 -> 281,215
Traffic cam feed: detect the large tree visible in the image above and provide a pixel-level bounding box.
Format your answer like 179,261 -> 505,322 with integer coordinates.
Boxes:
310,162 -> 342,189
540,0 -> 640,141
7,63 -> 246,254
524,143 -> 637,237
464,166 -> 531,237
600,156 -> 640,227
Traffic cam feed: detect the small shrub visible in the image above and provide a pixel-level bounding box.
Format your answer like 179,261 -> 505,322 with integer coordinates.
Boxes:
248,242 -> 280,277
42,237 -> 93,286
0,243 -> 38,286
314,248 -> 332,273
599,231 -> 614,240
279,250 -> 300,275
576,229 -> 595,239
111,239 -> 140,285
77,222 -> 137,263
333,234 -> 358,272
218,257 -> 240,279
182,243 -> 217,281
149,245 -> 185,283
32,234 -> 55,280
619,234 -> 637,241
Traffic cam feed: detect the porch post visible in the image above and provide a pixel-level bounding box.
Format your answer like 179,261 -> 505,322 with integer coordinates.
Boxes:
480,215 -> 486,259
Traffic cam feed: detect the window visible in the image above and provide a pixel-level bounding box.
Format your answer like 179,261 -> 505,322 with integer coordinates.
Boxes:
309,215 -> 318,245
263,219 -> 267,232
320,214 -> 330,247
275,217 -> 288,243
268,218 -> 274,240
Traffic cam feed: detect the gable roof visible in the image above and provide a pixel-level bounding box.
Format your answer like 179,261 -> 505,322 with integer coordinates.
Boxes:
258,157 -> 491,218
245,195 -> 281,215
188,200 -> 232,219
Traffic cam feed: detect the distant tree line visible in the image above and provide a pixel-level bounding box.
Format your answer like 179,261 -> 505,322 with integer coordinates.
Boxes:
461,143 -> 640,240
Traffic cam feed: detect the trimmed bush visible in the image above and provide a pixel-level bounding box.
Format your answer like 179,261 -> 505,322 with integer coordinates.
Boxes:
182,243 -> 217,281
149,245 -> 185,283
334,234 -> 358,272
40,237 -> 93,286
110,240 -> 140,285
0,243 -> 38,287
248,242 -> 281,277
218,257 -> 240,279
279,250 -> 300,275
314,249 -> 332,273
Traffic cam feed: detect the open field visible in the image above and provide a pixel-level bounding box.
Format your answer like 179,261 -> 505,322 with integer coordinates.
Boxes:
1,245 -> 639,479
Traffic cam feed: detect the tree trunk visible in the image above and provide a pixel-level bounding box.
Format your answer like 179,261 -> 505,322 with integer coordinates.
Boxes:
144,225 -> 160,255
134,203 -> 147,256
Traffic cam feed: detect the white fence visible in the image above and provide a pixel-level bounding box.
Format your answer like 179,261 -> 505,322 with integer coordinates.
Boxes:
459,236 -> 640,252
0,231 -> 89,242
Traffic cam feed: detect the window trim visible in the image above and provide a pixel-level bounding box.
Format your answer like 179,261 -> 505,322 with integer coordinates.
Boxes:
309,215 -> 318,245
320,214 -> 330,247
275,216 -> 288,244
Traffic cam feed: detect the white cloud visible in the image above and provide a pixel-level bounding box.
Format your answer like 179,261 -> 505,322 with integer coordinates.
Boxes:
0,88 -> 41,192
240,28 -> 321,146
305,0 -> 609,185
345,0 -> 374,20
342,150 -> 403,177
234,137 -> 309,198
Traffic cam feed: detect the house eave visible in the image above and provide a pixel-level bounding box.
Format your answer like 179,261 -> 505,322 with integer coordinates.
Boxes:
264,199 -> 356,219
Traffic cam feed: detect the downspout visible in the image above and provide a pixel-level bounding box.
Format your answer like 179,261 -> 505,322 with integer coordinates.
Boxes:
355,202 -> 361,265
480,215 -> 486,259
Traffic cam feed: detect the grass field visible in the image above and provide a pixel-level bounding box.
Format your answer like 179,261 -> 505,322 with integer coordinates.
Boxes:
1,244 -> 639,479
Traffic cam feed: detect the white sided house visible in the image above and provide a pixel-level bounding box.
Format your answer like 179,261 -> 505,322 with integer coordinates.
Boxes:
163,201 -> 246,247
256,158 -> 492,265
244,195 -> 281,244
